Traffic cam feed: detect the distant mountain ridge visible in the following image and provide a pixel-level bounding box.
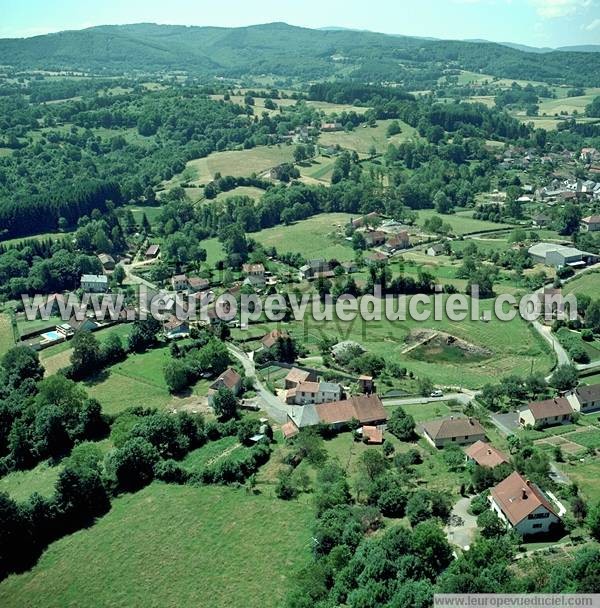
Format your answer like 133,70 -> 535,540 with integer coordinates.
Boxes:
0,22 -> 598,85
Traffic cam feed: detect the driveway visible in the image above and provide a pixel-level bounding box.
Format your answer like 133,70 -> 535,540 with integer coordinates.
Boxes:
445,496 -> 478,551
490,411 -> 520,436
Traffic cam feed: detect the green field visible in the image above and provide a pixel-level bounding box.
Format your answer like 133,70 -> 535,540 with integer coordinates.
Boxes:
0,313 -> 15,356
123,204 -> 164,228
202,237 -> 226,265
251,212 -> 355,260
0,483 -> 313,608
40,324 -> 134,377
216,186 -> 266,201
84,345 -> 172,415
298,155 -> 337,184
318,119 -> 417,155
246,295 -> 554,388
564,272 -> 600,299
417,209 -> 515,235
0,460 -> 62,502
558,459 -> 600,503
166,145 -> 297,187
538,92 -> 599,116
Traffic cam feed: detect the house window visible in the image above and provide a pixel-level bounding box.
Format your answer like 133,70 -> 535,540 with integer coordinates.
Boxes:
532,524 -> 543,529
451,437 -> 456,442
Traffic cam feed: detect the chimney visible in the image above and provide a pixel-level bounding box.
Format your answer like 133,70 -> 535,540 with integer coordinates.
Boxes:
450,416 -> 454,420
469,417 -> 474,425
521,488 -> 528,500
526,479 -> 531,486
487,449 -> 492,455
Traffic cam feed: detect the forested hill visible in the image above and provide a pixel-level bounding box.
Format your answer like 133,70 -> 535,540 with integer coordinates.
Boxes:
0,22 -> 599,86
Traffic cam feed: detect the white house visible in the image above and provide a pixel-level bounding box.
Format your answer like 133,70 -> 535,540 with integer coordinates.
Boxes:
567,384 -> 600,413
421,416 -> 486,449
489,471 -> 560,536
519,397 -> 573,429
581,215 -> 600,232
286,381 -> 342,405
80,274 -> 108,293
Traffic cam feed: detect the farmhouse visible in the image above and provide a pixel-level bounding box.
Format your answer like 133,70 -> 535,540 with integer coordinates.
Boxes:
285,381 -> 342,405
242,263 -> 266,286
145,244 -> 160,259
321,122 -> 342,132
261,329 -> 288,350
98,253 -> 115,271
287,394 -> 388,431
163,316 -> 190,340
208,368 -> 242,404
532,214 -> 551,228
383,231 -> 410,253
581,215 -> 600,232
580,147 -> 599,163
351,212 -> 381,229
284,367 -> 317,389
519,397 -> 573,428
299,259 -> 330,280
489,471 -> 560,536
171,274 -> 189,291
427,243 -> 445,257
80,274 -> 108,293
188,277 -> 210,292
465,440 -> 510,468
567,384 -> 600,413
422,416 -> 486,448
281,421 -> 300,440
363,230 -> 386,247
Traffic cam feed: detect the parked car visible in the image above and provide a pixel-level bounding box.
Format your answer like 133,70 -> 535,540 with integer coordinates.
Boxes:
430,390 -> 443,398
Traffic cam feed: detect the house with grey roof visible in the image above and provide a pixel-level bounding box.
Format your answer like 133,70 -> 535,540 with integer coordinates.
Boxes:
80,274 -> 108,293
567,384 -> 600,414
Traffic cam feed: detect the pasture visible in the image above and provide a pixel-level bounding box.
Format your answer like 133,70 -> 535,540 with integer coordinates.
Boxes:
0,312 -> 15,356
0,484 -> 314,608
417,209 -> 515,235
564,271 -> 600,299
246,294 -> 554,388
166,145 -> 296,187
216,186 -> 266,201
251,212 -> 356,261
318,119 -> 417,156
0,461 -> 62,502
84,344 -> 171,415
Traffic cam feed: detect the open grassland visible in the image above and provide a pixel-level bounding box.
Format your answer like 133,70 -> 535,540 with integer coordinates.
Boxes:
0,461 -> 62,502
201,237 -> 226,265
216,186 -> 266,201
0,313 -> 15,356
298,155 -> 337,184
40,324 -> 133,377
123,204 -> 164,228
538,92 -> 599,116
563,271 -> 600,299
0,483 -> 314,608
417,209 -> 515,235
251,212 -> 356,260
318,119 -> 417,155
246,295 -> 554,388
84,345 -> 171,415
166,145 -> 296,187
558,459 -> 600,504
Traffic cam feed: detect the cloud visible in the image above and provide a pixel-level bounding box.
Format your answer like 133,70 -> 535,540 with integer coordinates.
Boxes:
529,0 -> 592,18
583,17 -> 600,29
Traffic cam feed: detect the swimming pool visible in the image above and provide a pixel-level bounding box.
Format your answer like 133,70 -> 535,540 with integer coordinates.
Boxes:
42,331 -> 61,341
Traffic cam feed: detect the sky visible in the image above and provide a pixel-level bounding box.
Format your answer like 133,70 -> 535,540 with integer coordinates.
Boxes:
0,0 -> 599,48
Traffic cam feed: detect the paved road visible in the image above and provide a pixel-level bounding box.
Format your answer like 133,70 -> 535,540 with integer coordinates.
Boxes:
227,344 -> 291,423
445,496 -> 478,551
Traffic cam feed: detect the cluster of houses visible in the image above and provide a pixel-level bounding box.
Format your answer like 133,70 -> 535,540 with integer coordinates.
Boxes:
518,384 -> 600,427
420,413 -> 565,536
535,177 -> 600,206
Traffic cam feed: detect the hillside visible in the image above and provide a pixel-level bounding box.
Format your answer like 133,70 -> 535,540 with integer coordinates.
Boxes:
0,22 -> 599,85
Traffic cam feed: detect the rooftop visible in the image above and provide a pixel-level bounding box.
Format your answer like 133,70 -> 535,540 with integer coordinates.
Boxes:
423,416 -> 485,440
490,471 -> 558,526
465,440 -> 510,468
525,397 -> 572,420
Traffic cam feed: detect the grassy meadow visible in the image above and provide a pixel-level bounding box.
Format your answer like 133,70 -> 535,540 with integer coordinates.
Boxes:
417,209 -> 515,235
0,313 -> 15,356
318,119 -> 417,155
0,484 -> 314,608
0,461 -> 62,502
251,212 -> 356,260
166,145 -> 297,187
